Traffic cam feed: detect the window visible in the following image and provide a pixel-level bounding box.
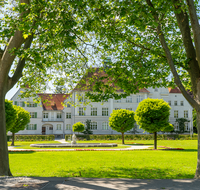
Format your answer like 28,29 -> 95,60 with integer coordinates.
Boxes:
56,124 -> 61,130
15,101 -> 25,107
27,102 -> 37,107
174,110 -> 178,118
114,99 -> 121,103
102,108 -> 108,116
91,107 -> 97,116
26,124 -> 37,130
49,126 -> 53,130
66,112 -> 71,119
67,103 -> 71,107
126,96 -> 132,103
57,112 -> 62,118
43,113 -> 48,118
185,122 -> 189,131
102,122 -> 109,130
181,101 -> 184,106
66,124 -> 71,130
168,101 -> 171,106
91,122 -> 97,130
78,94 -> 85,102
30,112 -> 37,118
174,101 -> 177,106
79,107 -> 85,116
174,122 -> 179,131
126,108 -> 132,111
137,95 -> 143,103
184,110 -> 188,118
154,87 -> 158,92
115,108 -> 120,110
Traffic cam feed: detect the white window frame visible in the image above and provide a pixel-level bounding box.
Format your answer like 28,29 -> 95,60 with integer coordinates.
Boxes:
66,112 -> 71,119
126,96 -> 132,103
91,107 -> 97,116
43,112 -> 48,118
56,124 -> 61,130
79,107 -> 85,116
57,112 -> 62,118
184,110 -> 188,118
102,108 -> 108,116
174,110 -> 178,118
91,121 -> 97,130
102,122 -> 109,130
30,112 -> 37,118
174,122 -> 179,131
137,95 -> 143,103
126,108 -> 132,111
185,122 -> 189,131
181,101 -> 184,106
26,124 -> 37,130
168,101 -> 171,106
174,101 -> 177,106
66,124 -> 71,130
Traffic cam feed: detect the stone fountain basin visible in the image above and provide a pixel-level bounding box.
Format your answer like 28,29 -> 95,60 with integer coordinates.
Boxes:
30,143 -> 118,148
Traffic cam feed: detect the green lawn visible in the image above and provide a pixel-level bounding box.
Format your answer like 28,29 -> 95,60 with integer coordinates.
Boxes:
8,140 -> 198,179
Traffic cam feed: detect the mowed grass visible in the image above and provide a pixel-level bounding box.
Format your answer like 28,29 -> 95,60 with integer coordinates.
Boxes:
9,140 -> 198,179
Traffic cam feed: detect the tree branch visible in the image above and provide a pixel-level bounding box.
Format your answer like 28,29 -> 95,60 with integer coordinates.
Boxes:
146,0 -> 200,112
172,0 -> 200,95
186,0 -> 200,67
8,35 -> 34,90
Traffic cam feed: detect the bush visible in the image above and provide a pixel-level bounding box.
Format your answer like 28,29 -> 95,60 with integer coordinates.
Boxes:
14,135 -> 55,141
65,134 -> 197,141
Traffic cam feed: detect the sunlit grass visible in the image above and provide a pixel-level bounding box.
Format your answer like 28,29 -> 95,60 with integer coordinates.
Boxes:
9,150 -> 196,179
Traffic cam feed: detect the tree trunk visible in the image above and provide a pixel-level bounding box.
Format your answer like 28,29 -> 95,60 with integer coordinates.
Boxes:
195,111 -> 200,178
121,132 -> 124,144
153,132 -> 157,150
11,133 -> 15,146
0,92 -> 12,176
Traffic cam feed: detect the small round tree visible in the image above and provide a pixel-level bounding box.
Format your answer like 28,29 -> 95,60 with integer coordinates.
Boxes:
109,109 -> 135,144
73,122 -> 85,134
10,105 -> 30,146
135,98 -> 173,149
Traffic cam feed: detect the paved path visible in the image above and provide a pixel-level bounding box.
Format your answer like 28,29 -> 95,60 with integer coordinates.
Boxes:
8,139 -> 151,151
1,177 -> 200,190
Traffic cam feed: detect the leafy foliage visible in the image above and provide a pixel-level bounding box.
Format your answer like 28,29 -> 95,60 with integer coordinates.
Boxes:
135,98 -> 173,133
5,100 -> 17,132
135,98 -> 173,149
82,119 -> 93,134
175,118 -> 190,134
73,122 -> 85,134
109,109 -> 135,144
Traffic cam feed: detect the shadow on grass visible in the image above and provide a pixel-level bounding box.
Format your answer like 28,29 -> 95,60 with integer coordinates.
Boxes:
9,151 -> 35,154
56,166 -> 195,179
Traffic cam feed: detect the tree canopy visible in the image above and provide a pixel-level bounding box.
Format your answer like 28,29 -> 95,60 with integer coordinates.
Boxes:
73,122 -> 85,134
5,100 -> 17,132
135,98 -> 173,149
109,109 -> 135,144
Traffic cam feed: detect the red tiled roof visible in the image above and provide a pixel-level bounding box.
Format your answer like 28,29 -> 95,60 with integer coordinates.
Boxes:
38,94 -> 69,111
168,87 -> 181,93
74,68 -> 149,93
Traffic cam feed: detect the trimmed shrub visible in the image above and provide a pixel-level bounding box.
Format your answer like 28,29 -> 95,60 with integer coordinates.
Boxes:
14,135 -> 55,141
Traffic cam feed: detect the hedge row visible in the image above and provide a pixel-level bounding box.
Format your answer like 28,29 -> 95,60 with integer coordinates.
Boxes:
12,135 -> 55,141
65,134 -> 198,141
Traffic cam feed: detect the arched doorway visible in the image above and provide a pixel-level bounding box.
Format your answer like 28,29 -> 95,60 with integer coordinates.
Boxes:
42,124 -> 53,135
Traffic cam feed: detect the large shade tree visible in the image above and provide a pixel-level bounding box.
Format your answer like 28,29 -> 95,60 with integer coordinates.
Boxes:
0,0 -> 95,176
83,0 -> 200,178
